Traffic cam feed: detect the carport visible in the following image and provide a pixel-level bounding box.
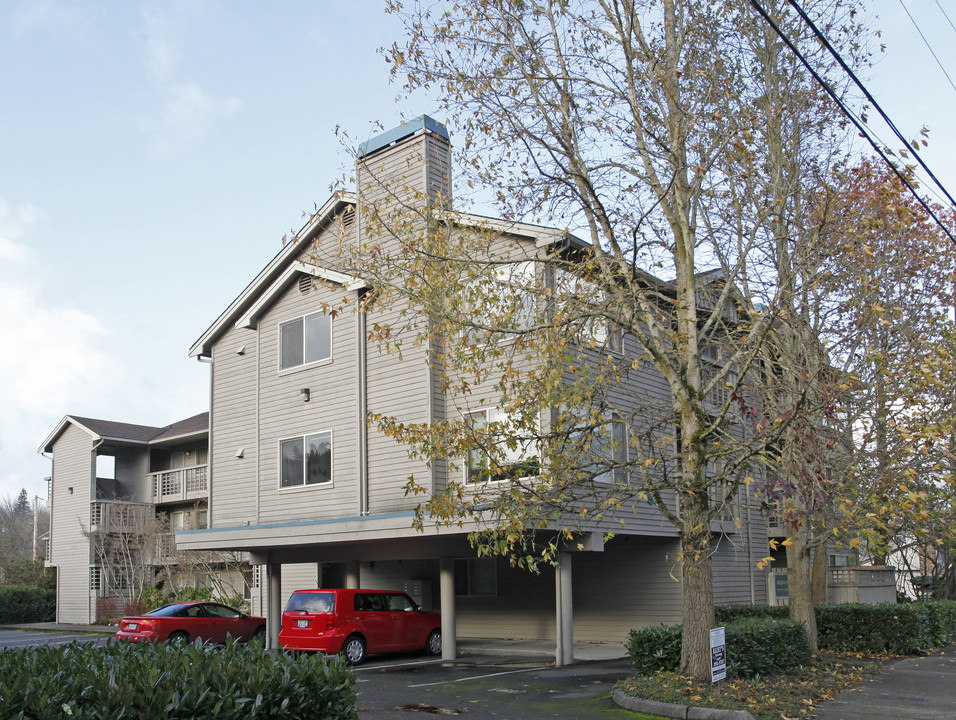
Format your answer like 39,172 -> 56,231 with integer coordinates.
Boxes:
175,512 -> 601,665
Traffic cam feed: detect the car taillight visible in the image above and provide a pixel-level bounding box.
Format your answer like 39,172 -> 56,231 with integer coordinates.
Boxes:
137,620 -> 154,629
326,615 -> 335,631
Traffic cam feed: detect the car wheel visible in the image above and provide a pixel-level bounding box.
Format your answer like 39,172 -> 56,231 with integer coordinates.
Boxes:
168,631 -> 189,644
341,635 -> 366,665
425,629 -> 442,656
253,626 -> 266,643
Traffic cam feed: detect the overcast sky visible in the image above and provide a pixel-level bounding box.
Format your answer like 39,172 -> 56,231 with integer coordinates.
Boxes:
1,0 -> 954,505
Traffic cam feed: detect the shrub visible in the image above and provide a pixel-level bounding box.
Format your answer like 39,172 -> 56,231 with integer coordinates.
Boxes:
0,638 -> 358,720
0,586 -> 55,624
816,603 -> 933,654
626,618 -> 810,679
625,624 -> 682,675
0,558 -> 56,589
724,618 -> 812,679
923,600 -> 956,646
715,604 -> 789,623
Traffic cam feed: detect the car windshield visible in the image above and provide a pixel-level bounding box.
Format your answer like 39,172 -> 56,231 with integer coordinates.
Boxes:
144,603 -> 191,617
286,593 -> 334,613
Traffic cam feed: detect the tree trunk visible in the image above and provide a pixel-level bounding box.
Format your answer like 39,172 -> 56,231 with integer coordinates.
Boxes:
679,489 -> 715,679
811,543 -> 828,605
786,525 -> 819,656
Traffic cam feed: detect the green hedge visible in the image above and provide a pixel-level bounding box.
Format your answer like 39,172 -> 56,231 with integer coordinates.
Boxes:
716,604 -> 788,623
725,618 -> 812,678
925,600 -> 956,646
624,624 -> 682,675
625,618 -> 811,679
718,600 -> 956,655
0,586 -> 55,624
0,639 -> 358,720
816,603 -> 933,654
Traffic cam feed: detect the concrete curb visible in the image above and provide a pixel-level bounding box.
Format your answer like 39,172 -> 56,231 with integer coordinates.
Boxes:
612,690 -> 755,720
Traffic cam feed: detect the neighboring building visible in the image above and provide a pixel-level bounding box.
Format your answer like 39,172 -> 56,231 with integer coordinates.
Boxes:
175,116 -> 772,663
39,413 -> 213,623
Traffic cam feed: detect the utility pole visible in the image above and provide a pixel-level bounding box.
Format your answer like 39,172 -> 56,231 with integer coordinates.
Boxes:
32,495 -> 41,562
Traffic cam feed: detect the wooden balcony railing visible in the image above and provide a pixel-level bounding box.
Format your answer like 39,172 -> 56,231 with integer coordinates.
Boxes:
148,464 -> 209,504
89,500 -> 153,533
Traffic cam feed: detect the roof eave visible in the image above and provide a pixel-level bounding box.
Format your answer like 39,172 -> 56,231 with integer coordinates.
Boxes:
188,193 -> 356,358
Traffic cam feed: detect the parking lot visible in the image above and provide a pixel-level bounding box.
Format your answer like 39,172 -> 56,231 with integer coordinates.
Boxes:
0,628 -> 112,650
352,652 -> 635,719
0,629 -> 635,719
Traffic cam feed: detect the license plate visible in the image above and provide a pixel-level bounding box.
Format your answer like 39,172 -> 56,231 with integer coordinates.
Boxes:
128,623 -> 138,630
297,619 -> 309,628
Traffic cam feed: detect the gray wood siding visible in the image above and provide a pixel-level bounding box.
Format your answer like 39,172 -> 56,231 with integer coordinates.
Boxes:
424,133 -> 452,203
713,521 -> 770,607
250,563 -> 318,617
256,276 -> 361,523
455,557 -> 555,640
358,130 -> 450,211
572,536 -> 683,641
455,537 -> 683,642
210,324 -> 259,528
365,299 -> 434,513
49,424 -> 96,623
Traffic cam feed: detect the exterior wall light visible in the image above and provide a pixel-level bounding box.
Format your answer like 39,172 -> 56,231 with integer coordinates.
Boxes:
301,388 -> 311,403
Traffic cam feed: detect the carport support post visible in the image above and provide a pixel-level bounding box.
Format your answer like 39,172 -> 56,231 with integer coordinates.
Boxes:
267,563 -> 281,650
345,561 -> 360,589
439,557 -> 457,661
555,551 -> 573,666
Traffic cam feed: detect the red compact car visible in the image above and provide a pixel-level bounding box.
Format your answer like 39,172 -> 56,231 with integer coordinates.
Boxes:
278,589 -> 442,664
115,601 -> 266,644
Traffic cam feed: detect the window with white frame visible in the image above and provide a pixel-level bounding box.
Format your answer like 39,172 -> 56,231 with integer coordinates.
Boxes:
591,413 -> 628,484
553,268 -> 622,352
464,408 -> 539,483
279,310 -> 332,371
462,261 -> 537,345
280,431 -> 332,488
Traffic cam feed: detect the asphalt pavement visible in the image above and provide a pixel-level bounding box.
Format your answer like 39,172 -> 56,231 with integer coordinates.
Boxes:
810,645 -> 956,720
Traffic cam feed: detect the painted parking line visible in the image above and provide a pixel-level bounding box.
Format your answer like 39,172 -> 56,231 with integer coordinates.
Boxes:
353,657 -> 446,674
407,665 -> 546,688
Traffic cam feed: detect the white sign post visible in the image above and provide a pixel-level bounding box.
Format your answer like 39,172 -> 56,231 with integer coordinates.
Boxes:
710,626 -> 726,690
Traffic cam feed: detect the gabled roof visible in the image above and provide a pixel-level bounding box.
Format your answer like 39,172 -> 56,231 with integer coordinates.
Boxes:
39,412 -> 209,454
188,193 -> 358,358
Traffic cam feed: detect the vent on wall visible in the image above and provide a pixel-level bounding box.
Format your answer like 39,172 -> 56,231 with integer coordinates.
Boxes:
342,207 -> 355,227
298,275 -> 314,295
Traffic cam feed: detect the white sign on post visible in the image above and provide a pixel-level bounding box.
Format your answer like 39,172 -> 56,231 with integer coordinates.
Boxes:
710,626 -> 726,683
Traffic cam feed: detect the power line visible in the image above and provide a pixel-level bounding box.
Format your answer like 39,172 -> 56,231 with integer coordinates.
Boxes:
784,0 -> 956,216
747,0 -> 956,243
932,0 -> 956,37
898,0 -> 956,96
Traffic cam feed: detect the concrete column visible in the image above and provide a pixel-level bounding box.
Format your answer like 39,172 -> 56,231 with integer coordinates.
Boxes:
439,557 -> 457,662
267,562 -> 282,650
554,552 -> 574,666
345,561 -> 360,589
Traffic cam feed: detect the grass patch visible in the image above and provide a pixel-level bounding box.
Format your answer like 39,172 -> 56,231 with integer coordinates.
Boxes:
616,652 -> 886,720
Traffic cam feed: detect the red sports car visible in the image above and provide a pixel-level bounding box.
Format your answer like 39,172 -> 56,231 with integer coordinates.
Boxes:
115,601 -> 266,644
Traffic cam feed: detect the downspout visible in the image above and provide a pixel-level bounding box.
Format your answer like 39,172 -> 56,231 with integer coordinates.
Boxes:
256,323 -> 261,524
746,481 -> 755,604
358,290 -> 369,515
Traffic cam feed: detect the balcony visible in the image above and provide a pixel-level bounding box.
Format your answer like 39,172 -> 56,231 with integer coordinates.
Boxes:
149,464 -> 209,504
90,500 -> 153,533
767,565 -> 897,606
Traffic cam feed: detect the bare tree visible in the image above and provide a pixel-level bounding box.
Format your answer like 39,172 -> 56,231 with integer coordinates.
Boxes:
298,0 -> 870,679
